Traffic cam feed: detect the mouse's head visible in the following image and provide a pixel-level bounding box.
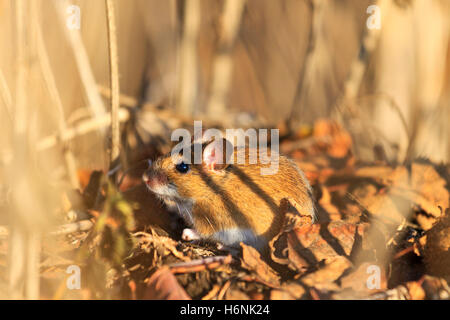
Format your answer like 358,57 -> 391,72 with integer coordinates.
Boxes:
142,138 -> 234,203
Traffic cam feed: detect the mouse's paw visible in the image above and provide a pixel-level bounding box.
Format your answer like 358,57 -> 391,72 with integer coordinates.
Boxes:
181,228 -> 201,241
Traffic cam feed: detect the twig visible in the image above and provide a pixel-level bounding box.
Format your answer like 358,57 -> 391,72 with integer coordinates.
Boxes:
217,280 -> 232,300
50,220 -> 94,236
97,84 -> 137,108
1,108 -> 130,166
393,245 -> 414,259
238,274 -> 281,289
207,0 -> 247,117
37,108 -> 129,151
105,0 -> 121,165
169,255 -> 233,274
0,220 -> 94,238
201,284 -> 221,300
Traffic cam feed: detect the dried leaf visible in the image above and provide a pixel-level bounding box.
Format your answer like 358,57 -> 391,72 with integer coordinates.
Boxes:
270,281 -> 306,300
300,256 -> 352,290
423,210 -> 450,278
313,119 -> 352,158
355,162 -> 449,230
240,243 -> 280,286
143,267 -> 191,300
374,276 -> 450,300
271,216 -> 367,273
339,262 -> 387,294
225,289 -> 250,300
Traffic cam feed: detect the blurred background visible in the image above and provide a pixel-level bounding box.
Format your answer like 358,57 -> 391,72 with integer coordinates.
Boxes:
0,0 -> 449,299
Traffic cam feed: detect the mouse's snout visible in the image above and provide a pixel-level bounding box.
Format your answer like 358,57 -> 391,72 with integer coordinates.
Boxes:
143,168 -> 168,190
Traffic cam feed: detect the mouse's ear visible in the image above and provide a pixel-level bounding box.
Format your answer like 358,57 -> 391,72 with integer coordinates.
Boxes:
203,138 -> 234,171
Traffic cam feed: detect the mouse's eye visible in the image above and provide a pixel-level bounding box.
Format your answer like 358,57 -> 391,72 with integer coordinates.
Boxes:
175,162 -> 190,174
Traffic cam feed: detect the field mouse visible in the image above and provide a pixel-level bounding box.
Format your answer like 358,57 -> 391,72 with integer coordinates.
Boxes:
142,137 -> 315,252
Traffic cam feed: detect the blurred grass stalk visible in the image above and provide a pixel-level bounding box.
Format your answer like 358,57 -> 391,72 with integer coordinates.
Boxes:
332,0 -> 393,161
4,0 -> 113,299
344,0 -> 449,162
7,0 -> 42,299
52,0 -> 106,122
207,0 -> 246,118
176,0 -> 200,116
288,0 -> 326,131
33,3 -> 79,189
105,0 -> 121,169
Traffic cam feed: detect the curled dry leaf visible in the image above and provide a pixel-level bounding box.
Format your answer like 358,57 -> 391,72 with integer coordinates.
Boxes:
133,231 -> 189,262
339,262 -> 387,294
318,185 -> 342,221
224,289 -> 250,300
300,256 -> 352,291
270,205 -> 368,273
355,162 -> 449,230
406,279 -> 426,300
423,210 -> 450,279
201,284 -> 221,300
270,282 -> 306,300
240,243 -> 280,287
269,200 -> 371,273
390,163 -> 448,230
313,119 -> 352,159
143,267 -> 191,300
371,275 -> 450,300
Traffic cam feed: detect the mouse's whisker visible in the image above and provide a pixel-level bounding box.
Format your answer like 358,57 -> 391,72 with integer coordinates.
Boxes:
204,216 -> 214,231
176,202 -> 193,227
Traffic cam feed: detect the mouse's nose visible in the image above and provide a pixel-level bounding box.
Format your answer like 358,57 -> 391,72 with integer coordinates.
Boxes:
142,171 -> 150,184
143,169 -> 167,189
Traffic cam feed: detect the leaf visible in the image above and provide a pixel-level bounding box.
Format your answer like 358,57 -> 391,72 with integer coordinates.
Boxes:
354,162 -> 449,230
240,243 -> 280,286
224,289 -> 250,300
423,209 -> 450,277
270,200 -> 369,273
373,275 -> 450,300
339,262 -> 387,294
270,282 -> 306,300
313,119 -> 352,159
143,267 -> 191,300
300,256 -> 352,291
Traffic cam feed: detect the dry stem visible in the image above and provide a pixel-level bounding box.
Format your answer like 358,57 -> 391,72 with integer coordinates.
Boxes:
207,0 -> 247,118
105,0 -> 121,165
